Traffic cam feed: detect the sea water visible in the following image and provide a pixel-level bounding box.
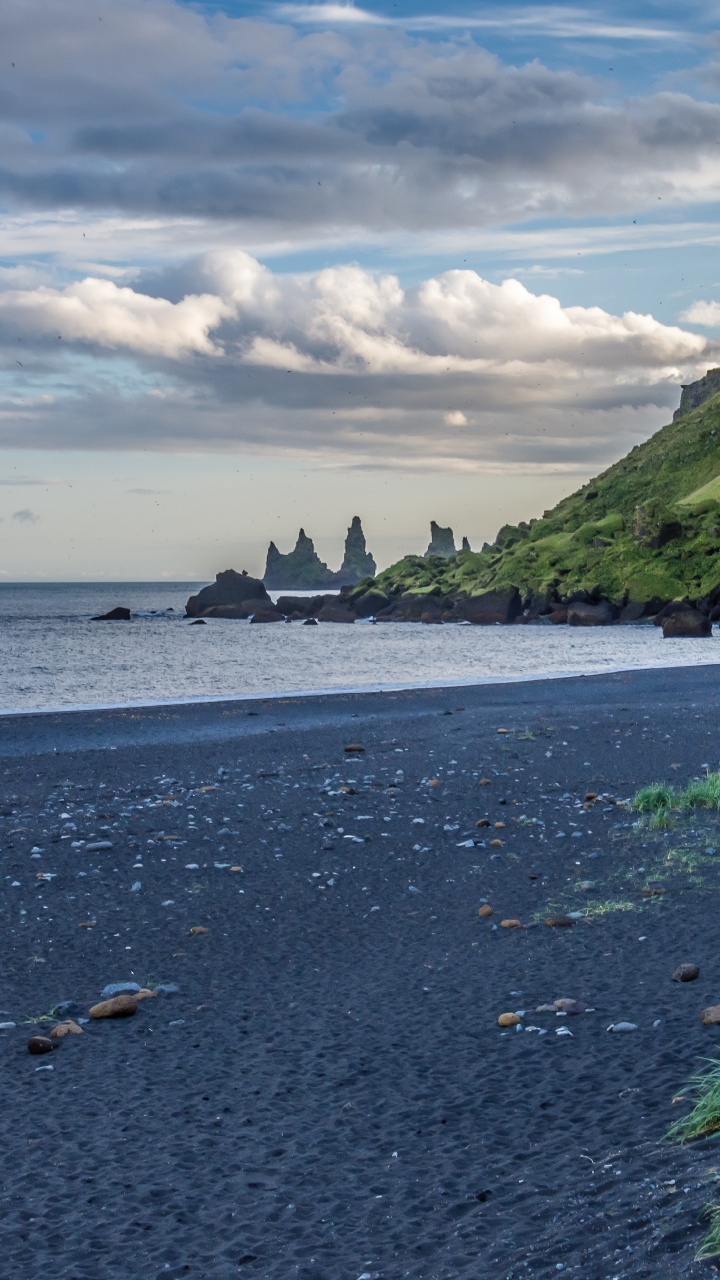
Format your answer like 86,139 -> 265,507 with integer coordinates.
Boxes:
1,580 -> 719,713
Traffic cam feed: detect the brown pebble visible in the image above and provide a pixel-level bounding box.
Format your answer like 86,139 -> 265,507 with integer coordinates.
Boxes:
229,866 -> 243,873
500,918 -> 522,929
494,821 -> 506,829
77,921 -> 96,929
496,728 -> 510,735
134,989 -> 158,1002
584,792 -> 598,802
489,838 -> 503,848
475,818 -> 490,827
673,963 -> 700,983
190,926 -> 209,935
497,1012 -> 521,1027
428,778 -> 441,787
701,1005 -> 720,1025
50,1020 -> 83,1039
545,915 -> 574,928
554,998 -> 590,1014
479,778 -> 492,786
89,994 -> 138,1019
344,744 -> 365,753
477,904 -> 493,917
27,1036 -> 55,1055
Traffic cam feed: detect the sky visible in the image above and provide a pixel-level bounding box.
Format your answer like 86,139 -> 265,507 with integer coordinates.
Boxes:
4,0 -> 720,579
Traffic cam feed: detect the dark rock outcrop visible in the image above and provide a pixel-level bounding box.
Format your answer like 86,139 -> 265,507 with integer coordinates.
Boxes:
458,587 -> 522,625
567,601 -> 616,626
337,516 -> 376,582
91,606 -> 131,621
461,536 -> 471,551
264,530 -> 334,590
316,602 -> 355,623
652,600 -> 695,627
352,589 -> 391,618
674,367 -> 720,420
424,521 -> 456,559
662,609 -> 712,637
264,518 -> 377,589
186,570 -> 269,618
618,601 -> 646,623
249,607 -> 284,624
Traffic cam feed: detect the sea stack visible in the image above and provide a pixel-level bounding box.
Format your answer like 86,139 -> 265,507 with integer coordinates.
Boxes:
263,518 -> 377,589
337,516 -> 376,583
424,521 -> 456,559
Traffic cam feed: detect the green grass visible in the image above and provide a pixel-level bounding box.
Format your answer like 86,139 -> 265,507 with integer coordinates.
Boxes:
668,1059 -> 720,1259
632,771 -> 720,815
648,808 -> 675,830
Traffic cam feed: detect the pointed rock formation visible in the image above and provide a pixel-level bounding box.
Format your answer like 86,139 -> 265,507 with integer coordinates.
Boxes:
263,529 -> 335,590
424,521 -> 456,559
461,536 -> 471,551
337,516 -> 376,583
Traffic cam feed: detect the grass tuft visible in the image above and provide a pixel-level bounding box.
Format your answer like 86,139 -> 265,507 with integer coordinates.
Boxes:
633,782 -> 675,812
648,808 -> 675,830
667,1060 -> 720,1143
696,1204 -> 720,1260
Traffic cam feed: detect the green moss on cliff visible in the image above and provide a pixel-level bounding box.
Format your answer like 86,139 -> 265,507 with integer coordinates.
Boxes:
370,388 -> 720,604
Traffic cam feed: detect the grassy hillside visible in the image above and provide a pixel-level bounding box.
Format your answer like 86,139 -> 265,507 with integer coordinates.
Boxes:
356,388 -> 720,606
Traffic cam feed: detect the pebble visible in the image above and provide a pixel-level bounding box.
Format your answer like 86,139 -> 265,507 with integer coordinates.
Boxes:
154,984 -> 180,995
55,1000 -> 85,1018
498,1012 -> 522,1027
50,1020 -> 83,1038
89,994 -> 138,1019
27,1036 -> 55,1054
500,918 -> 522,929
85,841 -> 114,852
344,744 -> 365,754
554,999 -> 592,1015
673,963 -> 700,982
545,915 -> 574,928
101,983 -> 141,999
190,926 -> 209,935
477,904 -> 493,917
0,1021 -> 16,1029
701,1005 -> 720,1025
607,1022 -> 638,1032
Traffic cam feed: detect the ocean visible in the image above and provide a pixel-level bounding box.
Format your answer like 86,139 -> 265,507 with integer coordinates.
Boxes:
1,580 -> 719,713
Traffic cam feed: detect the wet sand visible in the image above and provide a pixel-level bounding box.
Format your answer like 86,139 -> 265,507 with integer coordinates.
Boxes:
3,666 -> 720,1278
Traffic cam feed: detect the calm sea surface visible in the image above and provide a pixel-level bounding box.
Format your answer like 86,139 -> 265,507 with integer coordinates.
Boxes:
1,581 -> 720,713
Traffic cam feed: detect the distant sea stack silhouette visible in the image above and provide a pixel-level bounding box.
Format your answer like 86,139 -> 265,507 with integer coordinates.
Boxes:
263,517 -> 376,589
424,521 -> 457,559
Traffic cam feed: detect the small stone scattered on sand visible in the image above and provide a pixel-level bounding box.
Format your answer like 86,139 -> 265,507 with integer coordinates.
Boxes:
500,918 -> 522,929
27,1036 -> 55,1054
190,926 -> 209,935
498,1012 -> 522,1027
477,904 -> 493,917
673,963 -> 700,982
50,1020 -> 83,1038
344,744 -> 365,754
89,994 -> 138,1019
607,1022 -> 638,1032
701,1005 -> 720,1025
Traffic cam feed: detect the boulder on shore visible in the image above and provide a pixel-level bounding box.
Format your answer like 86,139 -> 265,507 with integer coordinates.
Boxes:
186,570 -> 269,618
458,587 -> 522,625
567,601 -> 615,626
91,606 -> 131,621
249,607 -> 284,624
662,609 -> 712,638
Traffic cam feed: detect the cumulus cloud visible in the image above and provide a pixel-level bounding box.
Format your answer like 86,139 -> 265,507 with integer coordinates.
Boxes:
680,299 -> 720,326
0,250 -> 714,473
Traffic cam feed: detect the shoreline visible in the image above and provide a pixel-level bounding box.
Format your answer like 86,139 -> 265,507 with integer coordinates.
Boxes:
3,653 -> 720,724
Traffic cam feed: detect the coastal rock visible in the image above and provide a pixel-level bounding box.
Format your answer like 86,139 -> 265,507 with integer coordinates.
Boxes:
459,587 -> 522,625
89,994 -> 138,1018
352,589 -> 391,618
198,602 -> 257,619
276,596 -> 312,617
548,607 -> 569,624
337,516 -> 376,582
662,609 -> 711,638
673,963 -> 700,982
303,617 -> 318,625
673,366 -> 720,419
498,1012 -> 521,1027
264,529 -> 335,590
424,521 -> 456,559
249,607 -> 284,624
701,1005 -> 720,1025
568,601 -> 615,626
27,1036 -> 55,1054
316,602 -> 355,623
619,601 -> 646,623
461,536 -> 471,551
186,570 -> 269,618
91,606 -> 131,621
652,600 -> 695,626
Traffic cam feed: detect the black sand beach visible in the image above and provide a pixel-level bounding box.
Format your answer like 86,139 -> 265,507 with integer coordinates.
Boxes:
4,667 -> 720,1279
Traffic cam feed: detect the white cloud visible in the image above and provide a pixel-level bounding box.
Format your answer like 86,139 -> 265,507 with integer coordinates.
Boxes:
680,299 -> 720,326
0,278 -> 232,357
444,410 -> 468,426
